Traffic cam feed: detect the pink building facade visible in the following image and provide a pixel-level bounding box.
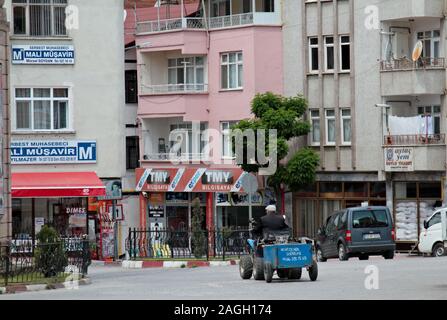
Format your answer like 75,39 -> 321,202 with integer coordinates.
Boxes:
134,0 -> 283,231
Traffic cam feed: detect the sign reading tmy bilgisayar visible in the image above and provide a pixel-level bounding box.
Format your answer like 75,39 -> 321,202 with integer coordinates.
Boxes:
11,141 -> 97,164
12,45 -> 75,65
384,147 -> 414,172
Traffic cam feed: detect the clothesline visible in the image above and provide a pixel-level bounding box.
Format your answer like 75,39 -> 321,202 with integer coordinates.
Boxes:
388,115 -> 434,136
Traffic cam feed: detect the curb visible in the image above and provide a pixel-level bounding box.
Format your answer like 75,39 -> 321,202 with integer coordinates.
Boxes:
0,277 -> 91,294
118,259 -> 239,269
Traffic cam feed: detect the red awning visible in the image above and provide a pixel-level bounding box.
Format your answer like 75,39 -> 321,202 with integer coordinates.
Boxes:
12,172 -> 106,198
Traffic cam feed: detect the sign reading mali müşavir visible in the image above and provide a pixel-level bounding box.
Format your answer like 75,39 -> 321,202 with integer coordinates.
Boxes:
10,140 -> 97,164
12,45 -> 75,64
384,147 -> 414,172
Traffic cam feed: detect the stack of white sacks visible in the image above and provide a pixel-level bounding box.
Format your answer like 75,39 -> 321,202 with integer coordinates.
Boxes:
395,202 -> 418,241
395,201 -> 436,241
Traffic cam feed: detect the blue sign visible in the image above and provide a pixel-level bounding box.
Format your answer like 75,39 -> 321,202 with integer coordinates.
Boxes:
12,45 -> 75,65
11,140 -> 97,164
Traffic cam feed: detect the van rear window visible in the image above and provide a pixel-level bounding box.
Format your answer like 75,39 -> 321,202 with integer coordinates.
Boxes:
352,210 -> 389,228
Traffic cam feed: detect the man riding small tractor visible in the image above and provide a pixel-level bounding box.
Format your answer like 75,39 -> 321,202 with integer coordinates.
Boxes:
239,205 -> 318,283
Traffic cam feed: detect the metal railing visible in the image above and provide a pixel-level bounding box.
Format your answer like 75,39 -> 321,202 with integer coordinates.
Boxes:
0,238 -> 90,286
208,13 -> 254,29
143,152 -> 208,162
140,83 -> 208,95
136,13 -> 255,35
381,57 -> 446,71
136,17 -> 206,34
126,228 -> 250,260
384,134 -> 446,146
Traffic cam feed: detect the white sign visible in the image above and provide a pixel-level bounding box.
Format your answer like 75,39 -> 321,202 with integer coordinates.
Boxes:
35,217 -> 45,234
11,140 -> 97,164
12,45 -> 75,65
384,147 -> 414,172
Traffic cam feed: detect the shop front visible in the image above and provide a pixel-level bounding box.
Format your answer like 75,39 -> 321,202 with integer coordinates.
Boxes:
11,172 -> 106,242
135,167 -> 268,231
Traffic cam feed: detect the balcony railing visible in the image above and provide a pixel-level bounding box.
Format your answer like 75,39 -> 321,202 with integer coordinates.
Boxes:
384,134 -> 446,146
381,57 -> 446,71
208,13 -> 254,29
136,13 -> 255,34
140,83 -> 208,95
143,153 -> 208,162
136,17 -> 206,34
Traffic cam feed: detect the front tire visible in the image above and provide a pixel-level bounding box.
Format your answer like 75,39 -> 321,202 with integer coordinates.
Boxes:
338,243 -> 349,261
264,263 -> 273,283
239,255 -> 253,280
316,247 -> 327,262
253,257 -> 265,280
432,243 -> 446,257
308,260 -> 318,281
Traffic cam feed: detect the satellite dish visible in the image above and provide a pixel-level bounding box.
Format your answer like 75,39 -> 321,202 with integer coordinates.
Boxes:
412,40 -> 423,62
123,9 -> 127,22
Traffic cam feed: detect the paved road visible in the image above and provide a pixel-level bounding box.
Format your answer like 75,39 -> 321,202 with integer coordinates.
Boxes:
1,255 -> 447,300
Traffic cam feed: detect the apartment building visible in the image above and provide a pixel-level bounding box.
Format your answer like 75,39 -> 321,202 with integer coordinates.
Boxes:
284,0 -> 447,250
134,0 -> 283,232
4,0 -> 126,257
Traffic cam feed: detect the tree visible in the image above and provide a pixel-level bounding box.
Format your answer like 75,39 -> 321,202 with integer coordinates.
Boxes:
232,92 -> 319,197
191,198 -> 206,259
34,225 -> 68,278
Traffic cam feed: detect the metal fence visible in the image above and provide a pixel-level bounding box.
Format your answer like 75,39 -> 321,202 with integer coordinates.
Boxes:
384,134 -> 446,146
126,228 -> 250,260
0,238 -> 90,286
381,57 -> 446,71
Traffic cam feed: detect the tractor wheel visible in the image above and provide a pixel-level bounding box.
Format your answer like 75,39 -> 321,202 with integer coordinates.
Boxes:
253,257 -> 265,280
277,269 -> 288,279
264,263 -> 273,283
239,255 -> 253,280
308,260 -> 318,282
288,268 -> 302,280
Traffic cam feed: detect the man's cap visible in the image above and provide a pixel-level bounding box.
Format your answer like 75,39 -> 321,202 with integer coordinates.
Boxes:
265,205 -> 276,212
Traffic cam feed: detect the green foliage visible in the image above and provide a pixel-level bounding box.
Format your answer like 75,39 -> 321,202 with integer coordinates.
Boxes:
34,225 -> 68,278
232,92 -> 319,191
191,198 -> 206,259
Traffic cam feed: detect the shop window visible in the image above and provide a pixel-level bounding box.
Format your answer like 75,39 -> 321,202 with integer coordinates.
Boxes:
344,182 -> 367,198
419,182 -> 442,199
296,183 -> 317,197
166,192 -> 189,203
395,182 -> 417,199
370,182 -> 386,198
319,182 -> 343,198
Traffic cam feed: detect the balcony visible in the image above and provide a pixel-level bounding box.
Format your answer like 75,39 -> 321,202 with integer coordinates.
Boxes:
380,0 -> 444,21
140,83 -> 208,95
380,58 -> 446,96
142,153 -> 208,162
384,134 -> 445,146
137,17 -> 206,34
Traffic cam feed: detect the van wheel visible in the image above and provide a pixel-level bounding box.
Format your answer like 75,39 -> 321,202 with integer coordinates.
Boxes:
432,243 -> 446,257
338,243 -> 349,261
316,247 -> 327,262
383,250 -> 394,260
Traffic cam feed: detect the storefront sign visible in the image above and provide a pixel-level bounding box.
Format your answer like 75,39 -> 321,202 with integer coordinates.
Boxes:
148,205 -> 164,218
384,147 -> 414,172
216,192 -> 264,206
11,140 -> 97,164
12,45 -> 75,65
135,168 -> 249,193
66,207 -> 87,215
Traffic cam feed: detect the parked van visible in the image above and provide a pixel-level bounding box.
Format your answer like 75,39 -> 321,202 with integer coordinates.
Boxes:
316,206 -> 396,261
418,207 -> 447,257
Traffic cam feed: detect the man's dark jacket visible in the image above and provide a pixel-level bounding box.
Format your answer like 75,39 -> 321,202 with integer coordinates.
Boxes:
252,213 -> 289,237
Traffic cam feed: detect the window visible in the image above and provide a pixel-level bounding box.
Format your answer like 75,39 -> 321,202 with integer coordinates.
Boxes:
417,30 -> 440,59
221,121 -> 237,158
168,57 -> 205,91
169,122 -> 208,157
126,136 -> 140,170
417,105 -> 441,135
309,37 -> 319,73
324,36 -> 334,72
12,0 -> 68,37
352,210 -> 389,228
221,52 -> 243,90
310,110 -> 320,145
211,0 -> 231,17
125,70 -> 138,104
341,109 -> 351,145
15,87 -> 69,131
340,35 -> 351,71
325,109 -> 335,145
427,212 -> 441,228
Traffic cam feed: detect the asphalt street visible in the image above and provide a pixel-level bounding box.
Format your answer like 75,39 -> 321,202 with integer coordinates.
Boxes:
1,255 -> 447,300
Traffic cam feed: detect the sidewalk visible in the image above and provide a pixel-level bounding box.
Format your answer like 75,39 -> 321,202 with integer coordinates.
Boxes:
91,259 -> 239,269
0,277 -> 91,295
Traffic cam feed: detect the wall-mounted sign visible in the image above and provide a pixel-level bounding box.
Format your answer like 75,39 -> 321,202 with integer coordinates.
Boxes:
98,179 -> 122,200
148,205 -> 164,218
216,192 -> 264,207
384,147 -> 414,172
11,140 -> 97,164
12,45 -> 75,65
